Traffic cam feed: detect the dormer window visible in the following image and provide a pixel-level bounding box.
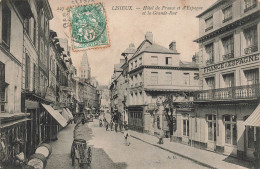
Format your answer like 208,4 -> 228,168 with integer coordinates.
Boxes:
222,5 -> 232,23
205,16 -> 213,32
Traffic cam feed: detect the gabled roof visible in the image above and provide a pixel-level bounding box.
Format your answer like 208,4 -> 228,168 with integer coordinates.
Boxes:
129,40 -> 179,62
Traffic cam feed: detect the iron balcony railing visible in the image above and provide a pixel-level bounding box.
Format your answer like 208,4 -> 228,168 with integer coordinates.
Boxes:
194,84 -> 260,101
222,52 -> 234,60
244,45 -> 258,55
205,58 -> 214,65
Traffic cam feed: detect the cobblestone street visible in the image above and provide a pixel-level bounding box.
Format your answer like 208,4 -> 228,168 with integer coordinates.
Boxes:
45,120 -> 209,169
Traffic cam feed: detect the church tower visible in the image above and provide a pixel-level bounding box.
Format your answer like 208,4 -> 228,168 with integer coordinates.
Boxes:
79,51 -> 91,79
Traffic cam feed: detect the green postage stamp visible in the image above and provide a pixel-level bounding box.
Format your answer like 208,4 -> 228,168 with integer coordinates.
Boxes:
68,3 -> 110,51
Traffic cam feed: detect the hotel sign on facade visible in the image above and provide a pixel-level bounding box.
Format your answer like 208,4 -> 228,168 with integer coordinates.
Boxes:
204,54 -> 259,73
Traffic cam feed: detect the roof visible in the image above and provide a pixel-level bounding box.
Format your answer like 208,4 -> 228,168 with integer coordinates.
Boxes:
179,61 -> 199,68
122,48 -> 136,54
114,63 -> 124,72
135,43 -> 178,56
243,104 -> 260,127
197,0 -> 224,18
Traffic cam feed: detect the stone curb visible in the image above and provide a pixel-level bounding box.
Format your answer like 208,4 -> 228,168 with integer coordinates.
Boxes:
130,135 -> 217,169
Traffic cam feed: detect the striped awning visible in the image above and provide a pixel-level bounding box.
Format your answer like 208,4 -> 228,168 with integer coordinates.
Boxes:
244,104 -> 260,127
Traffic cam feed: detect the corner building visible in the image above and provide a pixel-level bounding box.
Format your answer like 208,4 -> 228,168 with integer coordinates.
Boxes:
194,0 -> 260,160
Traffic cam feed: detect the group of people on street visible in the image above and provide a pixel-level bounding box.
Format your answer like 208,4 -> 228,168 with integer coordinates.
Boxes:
99,111 -> 130,146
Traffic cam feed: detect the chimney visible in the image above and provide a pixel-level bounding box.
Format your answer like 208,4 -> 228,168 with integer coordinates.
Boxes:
145,32 -> 153,43
129,43 -> 135,49
120,59 -> 125,63
169,41 -> 177,52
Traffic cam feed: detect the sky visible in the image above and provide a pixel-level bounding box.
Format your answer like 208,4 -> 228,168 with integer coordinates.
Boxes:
49,0 -> 217,85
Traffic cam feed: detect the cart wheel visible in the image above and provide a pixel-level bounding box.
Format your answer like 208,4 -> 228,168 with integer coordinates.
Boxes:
87,147 -> 92,163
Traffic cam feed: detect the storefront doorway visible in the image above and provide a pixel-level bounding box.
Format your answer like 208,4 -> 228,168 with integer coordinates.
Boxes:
207,114 -> 217,151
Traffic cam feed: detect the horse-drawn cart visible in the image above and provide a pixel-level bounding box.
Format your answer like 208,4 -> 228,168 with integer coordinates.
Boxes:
71,138 -> 92,169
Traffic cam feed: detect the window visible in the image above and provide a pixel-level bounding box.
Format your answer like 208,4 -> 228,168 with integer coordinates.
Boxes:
205,77 -> 215,89
151,72 -> 158,85
131,63 -> 133,70
183,73 -> 190,85
194,73 -> 199,80
25,54 -> 31,89
40,39 -> 44,63
166,57 -> 172,65
24,18 -> 30,35
247,126 -> 254,148
223,73 -> 234,87
139,57 -> 142,66
33,64 -> 36,91
33,18 -> 37,46
244,0 -> 257,12
165,72 -> 172,85
205,16 -> 213,32
205,43 -> 214,65
151,56 -> 158,65
223,6 -> 232,22
244,26 -> 258,54
224,115 -> 237,145
0,62 -> 7,112
2,1 -> 11,49
135,60 -> 137,68
207,115 -> 216,141
244,68 -> 259,85
222,35 -> 234,60
183,119 -> 189,136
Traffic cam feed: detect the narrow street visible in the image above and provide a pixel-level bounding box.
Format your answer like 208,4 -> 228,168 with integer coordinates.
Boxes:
46,119 -> 209,169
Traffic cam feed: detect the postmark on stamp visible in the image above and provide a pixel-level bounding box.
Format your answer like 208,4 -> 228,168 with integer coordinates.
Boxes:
67,3 -> 110,51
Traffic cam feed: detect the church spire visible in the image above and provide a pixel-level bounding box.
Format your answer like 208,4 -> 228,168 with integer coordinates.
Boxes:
79,51 -> 91,79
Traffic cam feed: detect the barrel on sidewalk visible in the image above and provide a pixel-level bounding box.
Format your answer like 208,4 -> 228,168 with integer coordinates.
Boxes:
27,143 -> 52,169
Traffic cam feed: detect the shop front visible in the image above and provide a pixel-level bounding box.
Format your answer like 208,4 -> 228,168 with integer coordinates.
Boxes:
128,106 -> 144,132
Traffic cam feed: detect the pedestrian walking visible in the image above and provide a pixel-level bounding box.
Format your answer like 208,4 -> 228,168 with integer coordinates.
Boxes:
124,128 -> 130,146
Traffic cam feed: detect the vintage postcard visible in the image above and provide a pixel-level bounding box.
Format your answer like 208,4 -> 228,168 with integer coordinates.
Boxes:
0,0 -> 259,169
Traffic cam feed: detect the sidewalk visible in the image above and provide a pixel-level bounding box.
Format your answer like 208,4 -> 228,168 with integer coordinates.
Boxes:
129,130 -> 251,169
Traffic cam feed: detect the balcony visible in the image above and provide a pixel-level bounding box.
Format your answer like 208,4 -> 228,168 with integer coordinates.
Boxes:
205,58 -> 214,65
244,3 -> 257,13
194,84 -> 260,101
223,16 -> 232,23
244,45 -> 258,55
222,52 -> 234,61
205,26 -> 213,32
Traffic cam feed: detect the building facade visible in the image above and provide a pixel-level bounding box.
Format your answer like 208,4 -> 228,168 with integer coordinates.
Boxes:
0,0 -> 31,165
127,32 -> 200,134
194,0 -> 260,160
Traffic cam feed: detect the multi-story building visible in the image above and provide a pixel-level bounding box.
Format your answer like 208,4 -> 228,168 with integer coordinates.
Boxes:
110,60 -> 125,113
0,0 -> 31,164
127,32 -> 200,134
194,0 -> 260,160
99,85 -> 110,114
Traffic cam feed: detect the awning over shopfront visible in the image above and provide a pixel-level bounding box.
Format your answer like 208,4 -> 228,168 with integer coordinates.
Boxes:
244,104 -> 260,127
41,104 -> 67,127
61,108 -> 71,122
65,108 -> 74,119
